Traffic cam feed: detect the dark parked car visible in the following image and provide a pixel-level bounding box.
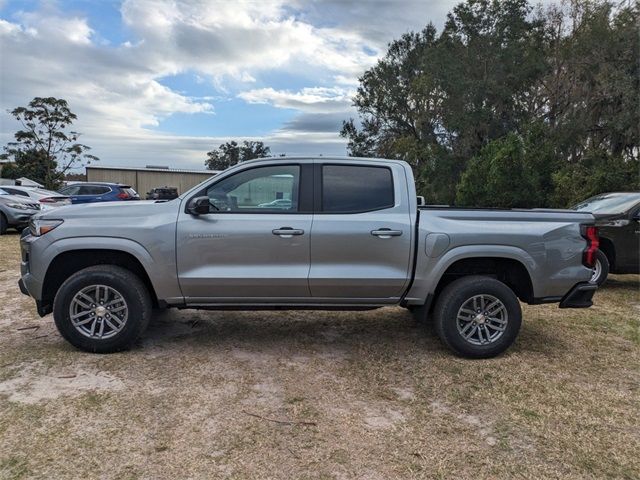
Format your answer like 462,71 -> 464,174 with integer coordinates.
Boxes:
58,183 -> 140,204
573,192 -> 640,285
146,186 -> 178,200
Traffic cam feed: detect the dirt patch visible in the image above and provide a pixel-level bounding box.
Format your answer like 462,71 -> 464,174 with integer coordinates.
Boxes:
0,361 -> 124,404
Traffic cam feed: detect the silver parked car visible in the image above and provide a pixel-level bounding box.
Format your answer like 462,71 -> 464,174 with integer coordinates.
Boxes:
0,188 -> 41,234
19,157 -> 598,358
0,186 -> 71,211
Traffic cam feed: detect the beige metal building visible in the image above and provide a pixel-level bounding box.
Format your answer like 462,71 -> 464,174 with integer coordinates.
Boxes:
86,166 -> 219,197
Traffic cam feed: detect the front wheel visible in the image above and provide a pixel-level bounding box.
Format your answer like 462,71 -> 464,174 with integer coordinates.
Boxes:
433,276 -> 522,359
53,265 -> 152,353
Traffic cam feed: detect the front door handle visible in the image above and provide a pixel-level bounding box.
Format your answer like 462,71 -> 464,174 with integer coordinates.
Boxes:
272,227 -> 305,238
371,228 -> 403,238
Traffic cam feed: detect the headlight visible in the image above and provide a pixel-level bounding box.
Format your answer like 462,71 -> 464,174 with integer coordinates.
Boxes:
7,202 -> 31,210
599,219 -> 629,227
29,219 -> 64,236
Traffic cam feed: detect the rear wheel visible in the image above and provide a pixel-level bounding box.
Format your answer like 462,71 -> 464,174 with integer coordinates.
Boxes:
434,276 -> 522,358
53,265 -> 152,353
590,250 -> 609,286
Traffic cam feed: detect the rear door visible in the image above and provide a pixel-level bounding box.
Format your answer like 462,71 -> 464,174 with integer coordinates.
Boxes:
308,162 -> 413,300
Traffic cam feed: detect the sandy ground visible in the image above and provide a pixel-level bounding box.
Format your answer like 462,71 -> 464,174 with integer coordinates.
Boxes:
0,231 -> 638,479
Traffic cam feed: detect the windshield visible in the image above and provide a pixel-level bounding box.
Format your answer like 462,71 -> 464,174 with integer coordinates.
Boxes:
573,193 -> 640,214
34,188 -> 59,196
0,188 -> 8,195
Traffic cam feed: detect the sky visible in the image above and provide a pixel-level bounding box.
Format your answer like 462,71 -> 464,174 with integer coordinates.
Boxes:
0,0 -> 459,170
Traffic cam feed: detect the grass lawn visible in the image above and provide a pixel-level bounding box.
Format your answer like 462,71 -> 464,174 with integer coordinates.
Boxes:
0,231 -> 638,479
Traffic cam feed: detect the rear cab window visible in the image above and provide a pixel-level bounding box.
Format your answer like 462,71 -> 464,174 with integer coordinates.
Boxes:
321,164 -> 394,213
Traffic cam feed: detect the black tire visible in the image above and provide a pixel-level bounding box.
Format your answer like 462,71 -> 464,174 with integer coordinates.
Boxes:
434,276 -> 522,359
53,265 -> 152,353
590,250 -> 609,287
0,213 -> 7,235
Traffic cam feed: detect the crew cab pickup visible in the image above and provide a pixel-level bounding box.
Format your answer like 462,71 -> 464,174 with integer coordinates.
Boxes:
18,157 -> 598,358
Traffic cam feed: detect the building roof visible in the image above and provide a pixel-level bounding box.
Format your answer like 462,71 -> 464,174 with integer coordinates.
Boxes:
86,165 -> 219,174
0,177 -> 44,187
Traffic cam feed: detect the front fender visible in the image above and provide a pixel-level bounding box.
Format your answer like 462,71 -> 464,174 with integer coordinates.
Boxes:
29,236 -> 179,301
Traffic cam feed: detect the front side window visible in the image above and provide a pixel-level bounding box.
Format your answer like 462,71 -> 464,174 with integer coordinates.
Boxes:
322,165 -> 394,213
205,165 -> 299,213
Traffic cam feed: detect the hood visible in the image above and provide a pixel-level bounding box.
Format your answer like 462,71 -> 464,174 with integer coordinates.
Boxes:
592,212 -> 631,227
37,199 -> 178,220
0,194 -> 40,207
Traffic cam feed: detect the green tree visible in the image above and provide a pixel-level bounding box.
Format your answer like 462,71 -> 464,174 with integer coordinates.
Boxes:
2,97 -> 98,190
342,0 -> 639,207
0,149 -> 59,185
342,0 -> 547,204
205,141 -> 271,170
456,125 -> 558,207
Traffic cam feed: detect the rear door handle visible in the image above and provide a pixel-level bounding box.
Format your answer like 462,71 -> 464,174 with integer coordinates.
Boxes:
272,227 -> 305,238
371,228 -> 403,238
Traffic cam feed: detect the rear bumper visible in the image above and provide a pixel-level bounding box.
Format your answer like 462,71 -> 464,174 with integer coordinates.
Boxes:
559,282 -> 597,308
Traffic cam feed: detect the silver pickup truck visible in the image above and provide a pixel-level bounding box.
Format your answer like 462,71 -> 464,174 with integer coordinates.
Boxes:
18,157 -> 599,358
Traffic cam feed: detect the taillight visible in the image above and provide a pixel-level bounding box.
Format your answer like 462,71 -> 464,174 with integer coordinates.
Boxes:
116,192 -> 130,200
581,225 -> 599,268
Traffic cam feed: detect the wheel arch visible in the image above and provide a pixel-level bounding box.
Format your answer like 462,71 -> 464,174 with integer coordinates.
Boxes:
433,256 -> 534,305
406,245 -> 538,309
598,236 -> 615,270
41,248 -> 159,314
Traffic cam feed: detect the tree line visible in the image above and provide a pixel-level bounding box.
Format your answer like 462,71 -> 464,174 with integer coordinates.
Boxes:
341,0 -> 639,207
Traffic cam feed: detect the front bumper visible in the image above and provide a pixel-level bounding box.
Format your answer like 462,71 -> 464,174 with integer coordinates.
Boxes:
559,282 -> 597,308
19,232 -> 53,317
19,232 -> 40,298
4,208 -> 38,226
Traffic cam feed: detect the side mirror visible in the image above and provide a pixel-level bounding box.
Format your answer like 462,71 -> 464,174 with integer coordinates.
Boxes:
187,196 -> 210,215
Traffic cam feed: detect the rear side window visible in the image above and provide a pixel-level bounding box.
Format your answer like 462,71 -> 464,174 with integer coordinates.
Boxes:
79,185 -> 111,195
321,165 -> 394,213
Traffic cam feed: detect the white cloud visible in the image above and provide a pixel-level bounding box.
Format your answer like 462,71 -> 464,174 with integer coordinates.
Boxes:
0,0 -> 459,168
238,87 -> 353,113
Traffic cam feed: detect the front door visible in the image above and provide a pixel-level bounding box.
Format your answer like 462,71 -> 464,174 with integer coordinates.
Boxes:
308,162 -> 413,300
176,163 -> 313,302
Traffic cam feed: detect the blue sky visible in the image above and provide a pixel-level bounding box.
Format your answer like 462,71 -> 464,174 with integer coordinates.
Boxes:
0,0 -> 457,169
